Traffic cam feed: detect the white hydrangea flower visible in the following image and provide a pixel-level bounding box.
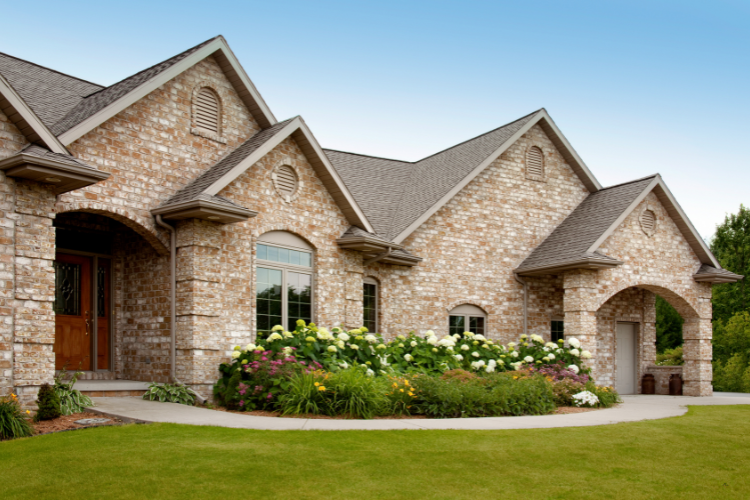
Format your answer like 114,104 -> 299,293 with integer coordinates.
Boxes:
471,351 -> 480,358
267,332 -> 283,341
410,341 -> 418,347
572,390 -> 599,407
530,334 -> 543,343
454,354 -> 464,361
336,340 -> 345,349
545,342 -> 557,349
452,334 -> 461,340
282,346 -> 293,356
366,369 -> 375,377
507,342 -> 517,347
485,364 -> 495,373
404,354 -> 413,362
337,332 -> 350,342
231,351 -> 241,359
543,356 -> 550,362
470,360 -> 485,370
497,359 -> 505,365
327,345 -> 337,353
365,334 -> 377,344
474,334 -> 486,342
350,344 -> 359,350
524,356 -> 534,363
510,351 -> 519,358
570,348 -> 580,357
464,331 -> 475,338
283,331 -> 294,338
339,361 -> 349,369
272,325 -> 284,332
568,364 -> 580,374
568,337 -> 581,348
548,353 -> 555,360
438,338 -> 455,347
425,330 -> 436,338
426,336 -> 438,346
461,344 -> 470,351
581,350 -> 592,359
245,343 -> 256,351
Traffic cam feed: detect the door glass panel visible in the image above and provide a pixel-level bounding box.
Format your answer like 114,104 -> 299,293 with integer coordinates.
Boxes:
449,315 -> 465,336
288,272 -> 312,331
54,262 -> 81,315
256,268 -> 282,337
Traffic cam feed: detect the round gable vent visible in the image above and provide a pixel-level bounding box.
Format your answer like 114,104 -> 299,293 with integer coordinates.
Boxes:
273,165 -> 299,201
640,209 -> 657,236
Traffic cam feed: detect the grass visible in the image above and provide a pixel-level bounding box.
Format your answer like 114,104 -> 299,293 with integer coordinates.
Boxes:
1,406 -> 749,499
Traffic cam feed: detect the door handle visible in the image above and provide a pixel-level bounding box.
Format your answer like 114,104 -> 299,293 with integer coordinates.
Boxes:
85,311 -> 90,336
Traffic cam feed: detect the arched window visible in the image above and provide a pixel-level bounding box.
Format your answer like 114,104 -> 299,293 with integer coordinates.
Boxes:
256,231 -> 313,337
194,87 -> 220,134
448,304 -> 486,336
526,146 -> 544,179
363,277 -> 379,333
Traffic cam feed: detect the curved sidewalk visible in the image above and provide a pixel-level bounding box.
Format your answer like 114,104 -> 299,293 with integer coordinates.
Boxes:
88,392 -> 750,431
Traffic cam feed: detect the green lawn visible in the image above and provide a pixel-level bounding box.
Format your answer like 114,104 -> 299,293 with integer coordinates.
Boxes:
1,406 -> 749,499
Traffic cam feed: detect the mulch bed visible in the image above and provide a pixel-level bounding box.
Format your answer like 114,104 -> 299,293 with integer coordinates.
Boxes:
32,412 -> 124,435
206,405 -> 609,419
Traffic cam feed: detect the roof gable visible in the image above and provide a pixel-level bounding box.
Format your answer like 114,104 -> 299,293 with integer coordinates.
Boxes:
157,116 -> 374,232
327,109 -> 602,243
53,36 -> 277,145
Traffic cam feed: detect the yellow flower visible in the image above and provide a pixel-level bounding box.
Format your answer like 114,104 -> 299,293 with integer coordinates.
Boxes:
408,392 -> 415,397
26,410 -> 31,414
318,386 -> 326,391
314,382 -> 320,387
392,383 -> 398,388
404,380 -> 409,386
400,389 -> 404,393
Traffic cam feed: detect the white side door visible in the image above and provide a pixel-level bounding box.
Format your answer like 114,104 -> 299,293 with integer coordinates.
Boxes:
616,323 -> 637,394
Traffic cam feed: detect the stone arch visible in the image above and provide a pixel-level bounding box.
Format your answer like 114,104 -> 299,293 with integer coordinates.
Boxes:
55,201 -> 168,255
251,223 -> 322,251
444,299 -> 496,317
594,280 -> 701,319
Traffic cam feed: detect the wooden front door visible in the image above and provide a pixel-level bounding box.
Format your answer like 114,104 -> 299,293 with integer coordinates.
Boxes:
54,254 -> 92,370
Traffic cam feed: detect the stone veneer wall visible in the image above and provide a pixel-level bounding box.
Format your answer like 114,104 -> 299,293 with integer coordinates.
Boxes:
368,124 -> 588,342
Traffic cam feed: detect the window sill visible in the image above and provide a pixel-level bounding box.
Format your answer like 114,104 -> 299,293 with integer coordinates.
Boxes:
191,127 -> 227,144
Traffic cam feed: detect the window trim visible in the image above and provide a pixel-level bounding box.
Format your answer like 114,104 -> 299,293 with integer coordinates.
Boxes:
255,237 -> 315,336
363,277 -> 379,333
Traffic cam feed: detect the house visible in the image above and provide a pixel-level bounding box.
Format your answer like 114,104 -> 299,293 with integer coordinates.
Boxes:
0,36 -> 740,406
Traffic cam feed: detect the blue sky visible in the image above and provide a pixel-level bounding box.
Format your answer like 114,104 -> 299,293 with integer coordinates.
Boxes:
2,0 -> 748,237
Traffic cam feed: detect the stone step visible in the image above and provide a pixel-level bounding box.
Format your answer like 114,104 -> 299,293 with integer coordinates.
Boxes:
74,380 -> 150,398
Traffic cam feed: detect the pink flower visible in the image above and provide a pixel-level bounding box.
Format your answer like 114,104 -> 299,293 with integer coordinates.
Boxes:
239,400 -> 245,406
267,393 -> 273,399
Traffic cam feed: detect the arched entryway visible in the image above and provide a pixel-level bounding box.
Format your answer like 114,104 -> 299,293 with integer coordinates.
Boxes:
53,211 -> 170,382
595,284 -> 705,396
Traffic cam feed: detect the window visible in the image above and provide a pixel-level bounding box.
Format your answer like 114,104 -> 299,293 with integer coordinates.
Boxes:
256,231 -> 313,337
526,146 -> 544,179
448,304 -> 486,336
551,319 -> 564,343
363,277 -> 378,333
194,87 -> 220,134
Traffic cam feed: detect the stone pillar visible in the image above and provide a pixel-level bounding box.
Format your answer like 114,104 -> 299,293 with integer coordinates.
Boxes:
563,269 -> 599,379
344,253 -> 364,331
175,219 -> 223,398
639,290 -> 657,393
0,174 -> 15,397
12,181 -> 57,407
683,317 -> 713,396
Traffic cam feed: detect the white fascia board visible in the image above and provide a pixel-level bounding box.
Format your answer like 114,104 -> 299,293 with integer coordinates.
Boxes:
536,109 -> 602,191
204,118 -> 302,195
58,38 -> 277,145
0,75 -> 68,154
392,111 -> 545,244
296,119 -> 375,233
586,176 -> 661,253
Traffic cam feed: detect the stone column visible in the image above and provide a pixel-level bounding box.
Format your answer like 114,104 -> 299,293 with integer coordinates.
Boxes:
682,317 -> 713,397
12,181 -> 57,407
175,219 -> 222,398
0,174 -> 15,397
563,269 -> 599,380
639,290 -> 657,393
344,252 -> 364,331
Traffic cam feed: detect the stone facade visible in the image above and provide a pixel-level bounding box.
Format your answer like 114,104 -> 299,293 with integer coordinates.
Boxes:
0,48 -> 720,404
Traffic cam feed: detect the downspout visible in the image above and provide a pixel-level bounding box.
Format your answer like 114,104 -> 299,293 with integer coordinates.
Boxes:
155,215 -> 205,404
364,246 -> 393,266
514,272 -> 528,336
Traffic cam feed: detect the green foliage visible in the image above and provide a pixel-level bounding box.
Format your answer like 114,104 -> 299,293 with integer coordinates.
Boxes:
710,204 -> 750,324
34,383 -> 61,422
656,346 -> 684,366
711,311 -> 750,393
411,373 -> 556,418
550,379 -> 585,406
54,367 -> 94,415
584,381 -> 622,408
712,354 -> 750,393
143,383 -> 196,406
655,295 -> 684,353
0,393 -> 33,441
278,368 -> 390,419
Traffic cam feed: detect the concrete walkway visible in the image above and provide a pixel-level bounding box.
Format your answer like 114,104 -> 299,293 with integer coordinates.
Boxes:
88,392 -> 750,431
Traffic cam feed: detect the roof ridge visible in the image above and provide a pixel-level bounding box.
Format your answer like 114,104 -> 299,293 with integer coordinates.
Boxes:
323,148 -> 414,164
596,174 -> 659,192
80,36 -> 220,99
415,108 -> 542,163
0,51 -> 104,88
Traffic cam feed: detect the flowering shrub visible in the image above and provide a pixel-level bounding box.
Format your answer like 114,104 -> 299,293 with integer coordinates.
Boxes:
572,390 -> 600,407
383,376 -> 419,415
0,393 -> 33,440
224,321 -> 591,379
532,362 -> 591,385
550,379 -> 586,407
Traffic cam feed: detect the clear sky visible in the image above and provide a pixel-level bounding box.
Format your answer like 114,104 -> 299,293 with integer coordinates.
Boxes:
2,0 -> 748,238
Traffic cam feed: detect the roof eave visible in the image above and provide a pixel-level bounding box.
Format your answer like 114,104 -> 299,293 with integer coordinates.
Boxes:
336,236 -> 403,252
515,257 -> 623,276
0,153 -> 109,194
693,272 -> 743,283
151,199 -> 257,224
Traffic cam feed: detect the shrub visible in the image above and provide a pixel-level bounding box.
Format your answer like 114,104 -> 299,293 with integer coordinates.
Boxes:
412,373 -> 555,418
551,379 -> 586,406
54,367 -> 94,415
713,354 -> 750,393
143,383 -> 196,405
0,393 -> 33,441
656,346 -> 684,366
381,375 -> 419,416
278,367 -> 388,419
532,362 -> 590,384
584,382 -> 621,408
440,369 -> 479,383
34,383 -> 61,422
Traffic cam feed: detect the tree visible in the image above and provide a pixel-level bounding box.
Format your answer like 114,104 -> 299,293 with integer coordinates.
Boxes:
710,204 -> 750,323
655,295 -> 683,353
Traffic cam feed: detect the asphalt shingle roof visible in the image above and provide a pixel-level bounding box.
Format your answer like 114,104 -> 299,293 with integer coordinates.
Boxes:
19,144 -> 97,170
326,111 -> 538,240
516,176 -> 658,272
0,52 -> 103,129
50,37 -> 219,136
160,118 -> 294,208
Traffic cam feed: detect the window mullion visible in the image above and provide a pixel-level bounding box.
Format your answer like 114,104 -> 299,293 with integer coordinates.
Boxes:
282,268 -> 288,330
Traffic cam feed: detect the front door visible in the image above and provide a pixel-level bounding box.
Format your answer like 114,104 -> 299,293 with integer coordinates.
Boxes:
54,254 -> 92,370
616,323 -> 637,394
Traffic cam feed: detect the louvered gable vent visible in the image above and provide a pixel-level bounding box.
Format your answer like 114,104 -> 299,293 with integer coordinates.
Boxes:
195,88 -> 220,133
640,209 -> 656,235
526,146 -> 544,177
274,165 -> 299,200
